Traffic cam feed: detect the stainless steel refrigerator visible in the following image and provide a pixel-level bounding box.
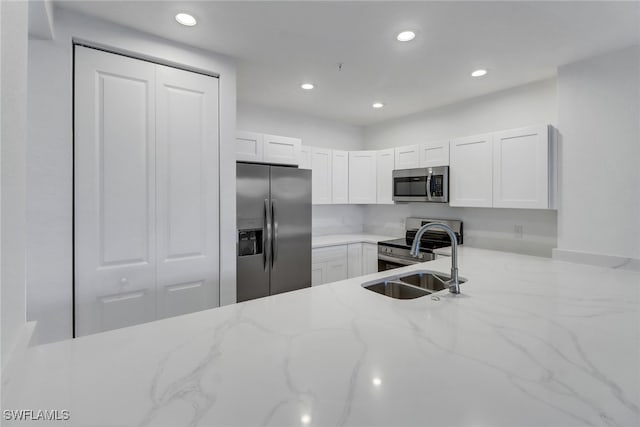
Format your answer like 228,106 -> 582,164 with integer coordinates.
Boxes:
236,163 -> 312,302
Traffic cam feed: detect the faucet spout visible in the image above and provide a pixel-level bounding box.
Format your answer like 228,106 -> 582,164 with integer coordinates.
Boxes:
410,222 -> 461,294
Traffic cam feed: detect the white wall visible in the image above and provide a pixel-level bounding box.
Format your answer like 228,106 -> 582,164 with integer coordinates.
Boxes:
238,102 -> 365,151
1,0 -> 28,367
364,78 -> 557,149
555,45 -> 640,265
26,8 -> 236,344
363,79 -> 559,257
237,102 -> 366,235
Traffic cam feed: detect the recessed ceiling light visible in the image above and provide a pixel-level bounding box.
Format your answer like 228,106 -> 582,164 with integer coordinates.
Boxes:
300,414 -> 311,424
396,31 -> 416,42
471,69 -> 488,77
372,102 -> 384,109
175,13 -> 197,27
300,83 -> 315,90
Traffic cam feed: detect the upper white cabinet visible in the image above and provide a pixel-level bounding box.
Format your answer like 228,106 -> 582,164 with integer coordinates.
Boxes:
236,132 -> 300,166
449,133 -> 494,208
298,145 -> 312,170
236,131 -> 263,163
420,140 -> 450,167
394,144 -> 421,169
493,125 -> 551,209
311,148 -> 332,204
262,134 -> 301,165
450,125 -> 555,209
376,149 -> 395,204
332,150 -> 349,204
349,151 -> 377,204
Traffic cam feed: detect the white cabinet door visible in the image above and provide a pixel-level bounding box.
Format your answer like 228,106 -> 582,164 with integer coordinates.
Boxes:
349,151 -> 377,204
75,47 -> 158,337
449,133 -> 494,207
155,64 -> 219,320
311,148 -> 332,204
376,149 -> 395,204
326,259 -> 348,283
420,140 -> 450,167
347,243 -> 363,278
363,243 -> 379,274
394,145 -> 420,169
299,145 -> 312,170
263,134 -> 301,166
332,150 -> 349,204
493,125 -> 550,209
311,262 -> 325,286
236,131 -> 263,162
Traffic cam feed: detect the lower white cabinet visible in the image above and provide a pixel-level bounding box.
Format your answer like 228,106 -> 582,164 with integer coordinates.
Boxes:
311,246 -> 348,286
363,243 -> 378,274
313,242 -> 379,285
347,243 -> 363,278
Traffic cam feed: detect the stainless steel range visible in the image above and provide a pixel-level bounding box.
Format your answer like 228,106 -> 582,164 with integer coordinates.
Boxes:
377,218 -> 463,272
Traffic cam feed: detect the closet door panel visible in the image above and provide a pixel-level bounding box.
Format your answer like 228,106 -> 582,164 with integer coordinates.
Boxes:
155,64 -> 220,319
74,46 -> 157,336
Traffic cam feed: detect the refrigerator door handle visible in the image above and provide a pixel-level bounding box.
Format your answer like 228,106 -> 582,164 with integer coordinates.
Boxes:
271,199 -> 278,268
264,198 -> 271,271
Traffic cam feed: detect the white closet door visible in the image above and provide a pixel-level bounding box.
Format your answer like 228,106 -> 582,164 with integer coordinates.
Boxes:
155,65 -> 220,319
74,46 -> 157,336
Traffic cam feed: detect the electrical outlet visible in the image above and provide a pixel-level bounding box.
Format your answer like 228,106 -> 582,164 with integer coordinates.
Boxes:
514,225 -> 524,239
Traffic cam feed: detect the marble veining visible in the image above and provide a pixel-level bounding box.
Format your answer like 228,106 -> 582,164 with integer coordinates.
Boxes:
2,247 -> 639,426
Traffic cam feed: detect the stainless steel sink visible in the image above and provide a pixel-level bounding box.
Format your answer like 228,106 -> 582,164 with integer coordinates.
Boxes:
362,270 -> 467,299
364,280 -> 431,299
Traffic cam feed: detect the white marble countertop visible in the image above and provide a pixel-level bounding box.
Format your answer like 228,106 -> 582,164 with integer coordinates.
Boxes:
2,248 -> 639,426
312,233 -> 397,249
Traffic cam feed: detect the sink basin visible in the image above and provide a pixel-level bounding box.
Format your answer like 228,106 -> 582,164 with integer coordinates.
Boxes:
362,270 -> 467,299
363,280 -> 431,299
398,271 -> 466,293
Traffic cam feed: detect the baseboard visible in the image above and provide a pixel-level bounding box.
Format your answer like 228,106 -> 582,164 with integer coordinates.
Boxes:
552,248 -> 640,271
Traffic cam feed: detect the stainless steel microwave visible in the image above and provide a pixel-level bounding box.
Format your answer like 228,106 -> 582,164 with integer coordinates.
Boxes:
392,166 -> 449,203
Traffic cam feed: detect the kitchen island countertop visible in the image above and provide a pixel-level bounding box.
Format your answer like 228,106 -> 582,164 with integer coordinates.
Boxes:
2,247 -> 639,426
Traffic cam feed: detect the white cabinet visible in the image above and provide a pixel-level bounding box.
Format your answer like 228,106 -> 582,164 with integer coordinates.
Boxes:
236,131 -> 263,163
263,134 -> 301,165
420,140 -> 450,167
236,132 -> 300,166
312,246 -> 348,286
449,133 -> 494,208
311,148 -> 332,204
363,243 -> 378,274
394,145 -> 421,169
347,243 -> 363,278
298,145 -> 312,170
376,149 -> 395,204
332,150 -> 349,204
349,151 -> 377,204
493,125 -> 550,209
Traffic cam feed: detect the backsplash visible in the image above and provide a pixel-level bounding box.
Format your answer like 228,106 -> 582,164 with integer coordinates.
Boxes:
364,204 -> 557,257
312,205 -> 365,235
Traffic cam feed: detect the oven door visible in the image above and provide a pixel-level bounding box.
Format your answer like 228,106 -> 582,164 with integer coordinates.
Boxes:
377,253 -> 435,272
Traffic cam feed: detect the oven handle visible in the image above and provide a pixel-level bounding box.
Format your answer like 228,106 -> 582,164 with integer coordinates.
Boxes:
378,254 -> 423,265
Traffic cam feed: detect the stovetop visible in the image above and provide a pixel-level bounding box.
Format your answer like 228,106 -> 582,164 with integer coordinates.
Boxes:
378,237 -> 451,252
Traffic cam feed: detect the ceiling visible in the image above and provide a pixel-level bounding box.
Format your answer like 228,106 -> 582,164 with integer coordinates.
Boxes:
55,1 -> 640,126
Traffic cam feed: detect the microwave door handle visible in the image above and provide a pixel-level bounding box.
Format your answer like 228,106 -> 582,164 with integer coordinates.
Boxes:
426,173 -> 432,201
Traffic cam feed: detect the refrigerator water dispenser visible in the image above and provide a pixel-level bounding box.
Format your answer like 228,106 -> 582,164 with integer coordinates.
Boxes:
238,229 -> 263,256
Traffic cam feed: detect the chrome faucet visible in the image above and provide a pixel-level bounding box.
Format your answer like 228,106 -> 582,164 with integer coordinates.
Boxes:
410,222 -> 461,294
